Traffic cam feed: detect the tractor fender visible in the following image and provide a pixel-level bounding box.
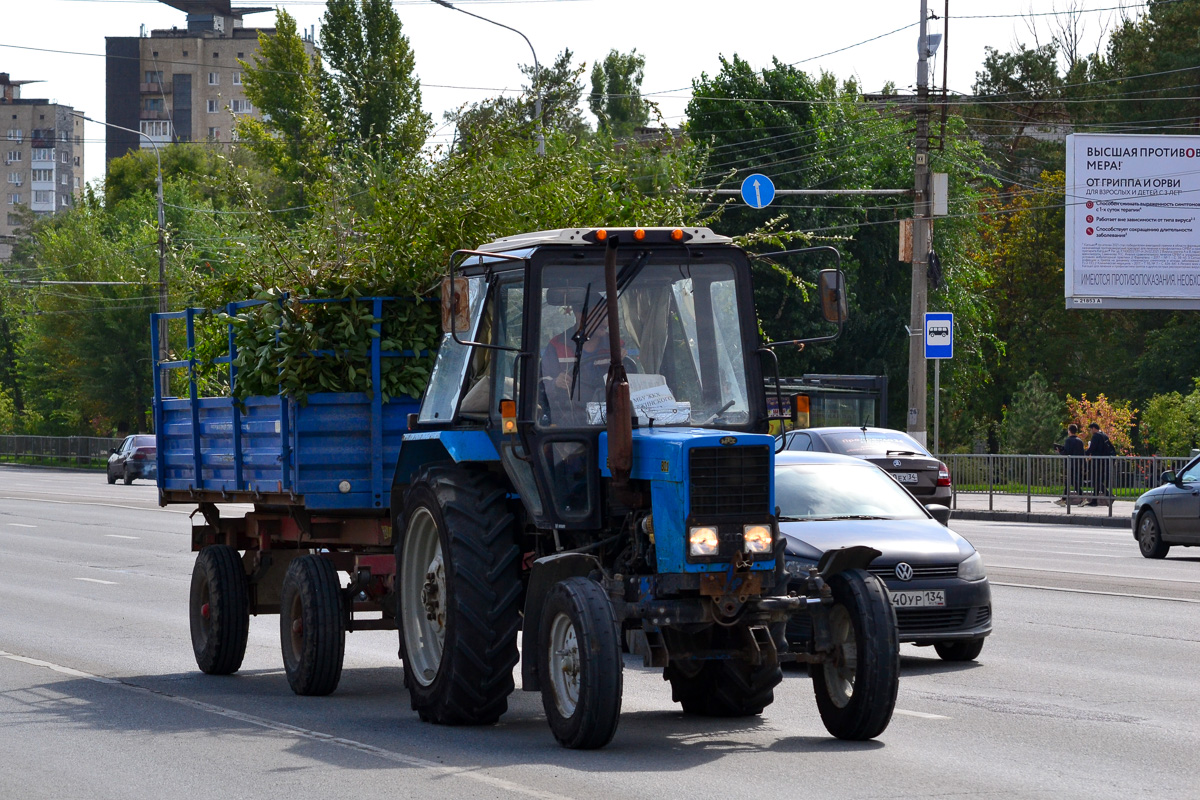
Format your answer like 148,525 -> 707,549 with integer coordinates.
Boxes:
520,552 -> 604,692
817,545 -> 883,578
389,430 -> 500,515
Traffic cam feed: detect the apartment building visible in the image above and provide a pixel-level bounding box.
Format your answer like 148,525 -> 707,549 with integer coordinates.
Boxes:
104,0 -> 316,163
0,74 -> 85,262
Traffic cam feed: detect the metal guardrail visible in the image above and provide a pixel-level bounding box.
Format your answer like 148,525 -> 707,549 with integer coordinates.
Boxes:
0,435 -> 124,468
940,453 -> 1192,517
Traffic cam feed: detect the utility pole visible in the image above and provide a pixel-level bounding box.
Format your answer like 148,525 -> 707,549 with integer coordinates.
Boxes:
907,0 -> 932,447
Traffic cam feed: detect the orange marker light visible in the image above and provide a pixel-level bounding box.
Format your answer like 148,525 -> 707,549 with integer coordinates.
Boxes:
633,228 -> 646,241
594,229 -> 608,241
670,228 -> 684,241
500,399 -> 517,434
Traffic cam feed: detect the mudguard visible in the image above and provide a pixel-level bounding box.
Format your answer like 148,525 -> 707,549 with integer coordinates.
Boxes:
520,552 -> 604,692
817,545 -> 883,578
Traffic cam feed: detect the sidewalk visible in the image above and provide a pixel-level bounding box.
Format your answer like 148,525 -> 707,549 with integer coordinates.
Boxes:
950,491 -> 1135,529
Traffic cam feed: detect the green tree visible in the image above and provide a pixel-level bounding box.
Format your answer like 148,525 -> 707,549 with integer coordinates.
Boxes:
997,372 -> 1064,453
589,49 -> 649,137
320,0 -> 429,158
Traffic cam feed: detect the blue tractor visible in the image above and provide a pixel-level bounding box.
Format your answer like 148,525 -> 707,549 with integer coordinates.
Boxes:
392,227 -> 899,748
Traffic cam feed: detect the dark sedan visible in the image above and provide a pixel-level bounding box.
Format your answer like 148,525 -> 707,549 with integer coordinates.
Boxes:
1132,456 -> 1200,558
777,451 -> 992,661
780,426 -> 952,508
106,434 -> 157,485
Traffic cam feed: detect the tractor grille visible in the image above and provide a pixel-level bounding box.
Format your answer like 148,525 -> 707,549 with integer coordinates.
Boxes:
688,445 -> 771,517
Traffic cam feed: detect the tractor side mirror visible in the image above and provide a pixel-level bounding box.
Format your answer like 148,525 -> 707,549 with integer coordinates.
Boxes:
818,269 -> 848,324
441,277 -> 471,334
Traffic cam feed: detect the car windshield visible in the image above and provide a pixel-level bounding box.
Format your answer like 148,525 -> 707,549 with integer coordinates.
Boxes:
819,429 -> 930,457
776,463 -> 928,520
536,260 -> 749,429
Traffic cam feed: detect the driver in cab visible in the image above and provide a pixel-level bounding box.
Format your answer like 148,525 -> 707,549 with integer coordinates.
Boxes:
540,294 -> 615,425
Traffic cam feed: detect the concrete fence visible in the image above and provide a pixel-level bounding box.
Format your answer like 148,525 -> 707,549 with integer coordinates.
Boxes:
0,435 -> 125,468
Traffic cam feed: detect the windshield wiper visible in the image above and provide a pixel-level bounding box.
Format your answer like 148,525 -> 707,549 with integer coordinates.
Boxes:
569,283 -> 593,399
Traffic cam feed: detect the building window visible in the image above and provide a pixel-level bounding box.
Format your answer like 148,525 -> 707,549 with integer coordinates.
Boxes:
232,71 -> 242,85
74,177 -> 81,189
207,99 -> 218,113
139,120 -> 172,137
7,172 -> 20,184
30,149 -> 50,162
230,99 -> 253,114
61,174 -> 68,186
9,193 -> 22,205
213,52 -> 219,59
145,98 -> 165,112
208,72 -> 219,85
237,52 -> 244,59
60,151 -> 69,164
182,50 -> 188,57
145,70 -> 163,85
6,151 -> 21,163
34,190 -> 53,204
6,129 -> 22,142
207,127 -> 220,141
31,169 -> 53,182
6,213 -> 19,225
60,194 -> 69,207
74,156 -> 80,166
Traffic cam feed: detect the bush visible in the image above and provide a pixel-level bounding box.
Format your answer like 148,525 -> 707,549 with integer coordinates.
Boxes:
998,372 -> 1063,454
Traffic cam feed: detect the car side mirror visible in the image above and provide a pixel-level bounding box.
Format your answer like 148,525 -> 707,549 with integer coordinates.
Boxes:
109,448 -> 117,455
1162,470 -> 1179,486
926,503 -> 952,526
818,269 -> 848,324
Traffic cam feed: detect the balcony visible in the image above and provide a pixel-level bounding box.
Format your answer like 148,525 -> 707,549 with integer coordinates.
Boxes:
140,110 -> 166,120
140,82 -> 172,94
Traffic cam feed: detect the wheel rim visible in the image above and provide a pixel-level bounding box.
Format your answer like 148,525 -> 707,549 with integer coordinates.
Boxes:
195,577 -> 212,647
1140,515 -> 1158,552
822,604 -> 857,709
401,507 -> 446,687
547,612 -> 581,718
288,592 -> 304,661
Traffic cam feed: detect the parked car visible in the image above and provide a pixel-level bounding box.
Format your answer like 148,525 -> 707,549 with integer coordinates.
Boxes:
106,435 -> 157,485
780,426 -> 953,508
777,451 -> 992,661
1132,456 -> 1200,558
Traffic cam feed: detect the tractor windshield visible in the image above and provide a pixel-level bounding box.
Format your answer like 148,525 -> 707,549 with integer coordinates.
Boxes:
536,260 -> 751,429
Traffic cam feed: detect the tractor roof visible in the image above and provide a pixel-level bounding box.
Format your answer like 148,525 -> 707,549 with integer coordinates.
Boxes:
475,227 -> 732,254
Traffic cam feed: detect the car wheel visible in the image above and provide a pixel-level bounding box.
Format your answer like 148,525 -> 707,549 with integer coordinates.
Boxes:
1137,510 -> 1170,559
123,465 -> 134,485
107,467 -> 116,485
933,638 -> 985,662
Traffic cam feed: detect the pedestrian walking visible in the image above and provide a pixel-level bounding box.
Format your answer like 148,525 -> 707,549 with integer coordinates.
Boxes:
1086,422 -> 1115,504
1058,424 -> 1085,501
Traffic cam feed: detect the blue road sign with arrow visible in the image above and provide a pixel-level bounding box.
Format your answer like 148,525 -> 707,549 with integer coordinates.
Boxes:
740,173 -> 775,209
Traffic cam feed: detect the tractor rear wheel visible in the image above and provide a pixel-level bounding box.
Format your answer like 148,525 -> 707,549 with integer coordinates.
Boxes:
396,465 -> 521,725
664,628 -> 783,717
280,554 -> 345,696
811,568 -> 899,740
189,545 -> 249,675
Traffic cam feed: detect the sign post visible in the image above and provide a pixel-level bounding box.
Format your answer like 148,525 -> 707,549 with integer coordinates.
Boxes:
924,312 -> 953,454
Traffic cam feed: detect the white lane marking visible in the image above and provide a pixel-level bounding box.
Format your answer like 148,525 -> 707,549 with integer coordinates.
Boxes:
986,564 -> 1200,585
992,581 -> 1200,604
982,546 -> 1126,558
104,534 -> 140,540
7,523 -> 36,528
0,494 -> 192,515
893,708 -> 949,720
0,651 -> 569,800
72,577 -> 118,585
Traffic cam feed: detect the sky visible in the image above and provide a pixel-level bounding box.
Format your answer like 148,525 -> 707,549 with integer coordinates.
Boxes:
0,0 -> 1138,186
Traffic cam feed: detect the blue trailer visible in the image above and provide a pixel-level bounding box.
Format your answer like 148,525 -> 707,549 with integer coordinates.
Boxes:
158,228 -> 900,749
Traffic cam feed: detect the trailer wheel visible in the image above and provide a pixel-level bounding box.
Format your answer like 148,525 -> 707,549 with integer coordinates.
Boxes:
280,554 -> 345,696
396,465 -> 520,725
664,630 -> 782,717
812,568 -> 899,740
538,577 -> 622,749
189,545 -> 249,675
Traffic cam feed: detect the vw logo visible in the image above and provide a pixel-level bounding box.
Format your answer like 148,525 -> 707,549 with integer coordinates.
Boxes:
894,562 -> 914,581
892,459 -> 902,467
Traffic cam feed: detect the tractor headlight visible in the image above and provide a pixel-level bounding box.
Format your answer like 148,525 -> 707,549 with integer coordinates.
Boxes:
688,526 -> 719,557
743,524 -> 773,554
958,551 -> 987,581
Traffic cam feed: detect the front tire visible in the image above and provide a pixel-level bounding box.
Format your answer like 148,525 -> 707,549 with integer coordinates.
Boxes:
1137,510 -> 1170,559
538,577 -> 622,749
812,568 -> 899,740
189,545 -> 249,675
107,467 -> 116,485
396,466 -> 521,725
280,554 -> 346,696
934,638 -> 985,662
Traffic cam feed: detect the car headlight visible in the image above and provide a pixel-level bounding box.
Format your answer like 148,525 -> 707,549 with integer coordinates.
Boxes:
689,526 -> 719,557
958,551 -> 986,581
743,524 -> 773,554
784,559 -> 813,578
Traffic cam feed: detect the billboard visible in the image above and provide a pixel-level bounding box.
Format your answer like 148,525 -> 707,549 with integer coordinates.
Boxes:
1065,133 -> 1200,309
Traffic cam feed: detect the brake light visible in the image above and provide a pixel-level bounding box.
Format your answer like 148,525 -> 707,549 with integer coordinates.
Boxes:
132,446 -> 155,461
937,461 -> 951,487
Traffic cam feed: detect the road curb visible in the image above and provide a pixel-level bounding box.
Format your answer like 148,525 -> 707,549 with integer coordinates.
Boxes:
952,509 -> 1131,529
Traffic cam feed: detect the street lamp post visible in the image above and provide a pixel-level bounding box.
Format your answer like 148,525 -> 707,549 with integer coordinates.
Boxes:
431,0 -> 544,156
78,114 -> 168,396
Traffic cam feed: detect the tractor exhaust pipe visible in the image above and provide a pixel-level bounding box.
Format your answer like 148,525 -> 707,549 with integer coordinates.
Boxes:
603,236 -> 633,488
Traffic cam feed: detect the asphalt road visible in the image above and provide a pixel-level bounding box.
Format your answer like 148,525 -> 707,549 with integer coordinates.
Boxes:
2,464 -> 1199,799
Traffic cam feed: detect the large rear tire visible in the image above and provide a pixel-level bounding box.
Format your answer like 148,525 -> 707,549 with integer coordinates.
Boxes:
664,629 -> 783,718
812,568 -> 899,740
280,554 -> 345,696
189,545 -> 249,675
396,465 -> 521,725
538,577 -> 622,749
1137,510 -> 1170,559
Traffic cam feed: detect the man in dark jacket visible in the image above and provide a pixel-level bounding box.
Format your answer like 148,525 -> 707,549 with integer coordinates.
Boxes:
1086,422 -> 1115,503
1060,424 -> 1085,500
